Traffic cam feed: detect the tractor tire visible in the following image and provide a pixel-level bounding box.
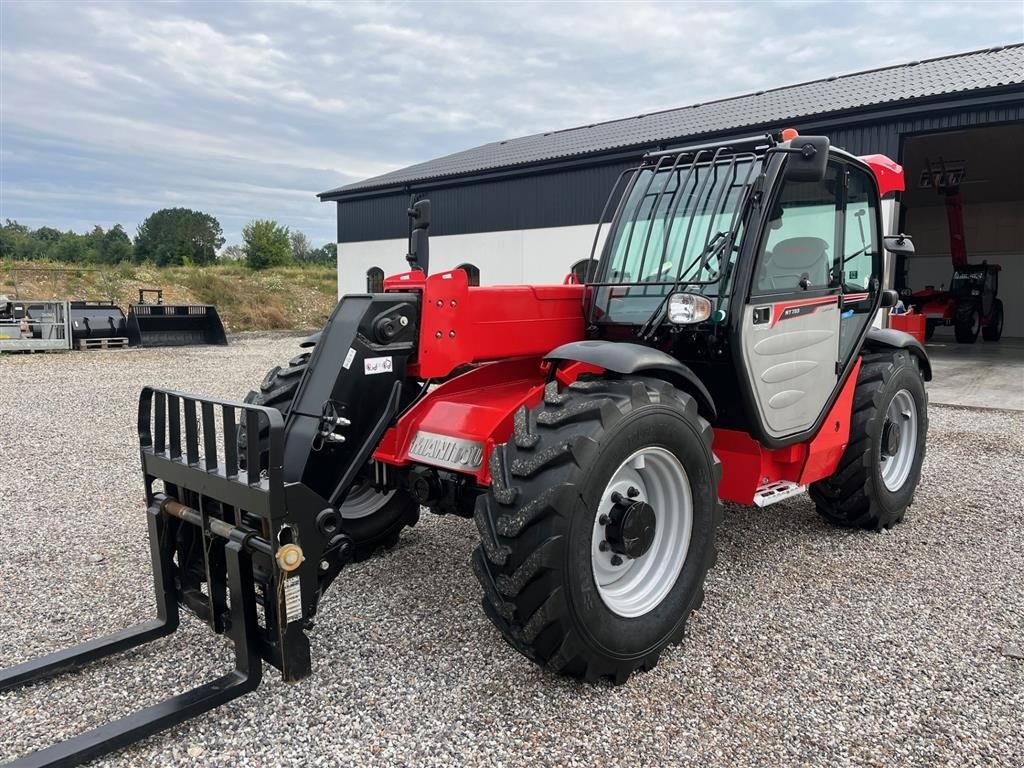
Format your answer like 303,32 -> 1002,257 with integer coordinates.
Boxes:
982,299 -> 1004,341
954,304 -> 980,343
239,351 -> 419,561
809,350 -> 928,531
473,376 -> 721,684
924,319 -> 937,341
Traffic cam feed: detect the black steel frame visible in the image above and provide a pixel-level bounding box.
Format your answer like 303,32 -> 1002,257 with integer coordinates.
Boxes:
582,136 -> 766,328
0,389 -> 316,767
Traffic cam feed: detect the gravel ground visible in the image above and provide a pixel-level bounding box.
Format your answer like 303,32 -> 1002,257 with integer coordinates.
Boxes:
1,336 -> 1022,767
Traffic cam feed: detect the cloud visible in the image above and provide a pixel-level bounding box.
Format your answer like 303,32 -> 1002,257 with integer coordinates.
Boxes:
1,0 -> 1021,246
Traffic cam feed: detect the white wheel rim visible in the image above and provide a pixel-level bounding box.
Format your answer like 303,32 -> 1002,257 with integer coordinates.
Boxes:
879,389 -> 918,492
591,447 -> 692,618
341,481 -> 394,519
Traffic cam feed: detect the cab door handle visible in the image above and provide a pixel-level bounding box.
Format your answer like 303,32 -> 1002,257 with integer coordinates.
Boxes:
752,307 -> 770,325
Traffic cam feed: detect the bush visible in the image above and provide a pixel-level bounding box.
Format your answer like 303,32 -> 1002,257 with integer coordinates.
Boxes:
243,219 -> 292,269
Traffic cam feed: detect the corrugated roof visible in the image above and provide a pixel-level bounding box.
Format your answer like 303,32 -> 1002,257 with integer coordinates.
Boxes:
320,44 -> 1024,199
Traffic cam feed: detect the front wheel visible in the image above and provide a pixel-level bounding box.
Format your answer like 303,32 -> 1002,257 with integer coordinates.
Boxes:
954,304 -> 980,343
473,376 -> 721,684
982,299 -> 1003,341
810,350 -> 928,530
239,350 -> 419,560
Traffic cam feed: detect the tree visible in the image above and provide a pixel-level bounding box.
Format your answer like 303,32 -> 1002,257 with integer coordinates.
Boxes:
289,230 -> 312,262
134,208 -> 224,265
307,242 -> 337,265
33,227 -> 62,247
219,244 -> 246,261
53,232 -> 87,263
243,219 -> 291,269
0,220 -> 28,259
100,224 -> 133,263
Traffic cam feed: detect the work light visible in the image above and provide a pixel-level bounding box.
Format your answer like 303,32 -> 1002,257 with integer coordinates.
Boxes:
667,293 -> 712,324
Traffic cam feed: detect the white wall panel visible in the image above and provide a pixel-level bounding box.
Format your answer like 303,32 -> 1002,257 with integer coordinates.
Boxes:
337,223 -> 607,295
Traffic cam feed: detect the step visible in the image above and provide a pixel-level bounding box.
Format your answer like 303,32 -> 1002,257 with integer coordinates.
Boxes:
753,480 -> 807,507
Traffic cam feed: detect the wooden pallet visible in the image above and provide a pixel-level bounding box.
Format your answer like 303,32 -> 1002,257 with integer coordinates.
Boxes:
78,337 -> 130,351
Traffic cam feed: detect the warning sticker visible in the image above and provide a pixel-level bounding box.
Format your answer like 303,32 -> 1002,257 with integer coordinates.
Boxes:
342,347 -> 357,370
284,576 -> 302,624
364,356 -> 393,375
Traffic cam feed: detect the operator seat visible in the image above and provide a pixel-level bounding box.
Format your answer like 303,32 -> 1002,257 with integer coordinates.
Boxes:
758,236 -> 830,291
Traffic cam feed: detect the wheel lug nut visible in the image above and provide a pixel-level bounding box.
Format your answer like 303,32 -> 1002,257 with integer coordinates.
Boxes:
610,555 -> 623,566
598,514 -> 610,526
627,486 -> 640,498
599,540 -> 610,552
610,491 -> 622,504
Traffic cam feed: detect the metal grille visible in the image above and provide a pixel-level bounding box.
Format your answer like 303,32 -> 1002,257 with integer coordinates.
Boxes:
583,141 -> 763,326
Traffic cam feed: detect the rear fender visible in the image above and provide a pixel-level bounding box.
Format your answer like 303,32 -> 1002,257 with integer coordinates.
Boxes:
864,327 -> 932,381
374,357 -> 549,484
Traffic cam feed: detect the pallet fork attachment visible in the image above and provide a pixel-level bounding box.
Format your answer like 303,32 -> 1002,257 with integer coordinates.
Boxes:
1,389 -> 336,767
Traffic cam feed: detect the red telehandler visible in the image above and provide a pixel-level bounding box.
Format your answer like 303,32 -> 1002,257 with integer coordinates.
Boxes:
905,159 -> 1004,342
2,131 -> 930,767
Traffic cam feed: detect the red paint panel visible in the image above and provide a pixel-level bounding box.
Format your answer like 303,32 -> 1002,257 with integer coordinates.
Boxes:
798,357 -> 860,485
385,269 -> 586,379
373,357 -> 548,484
769,295 -> 837,328
858,154 -> 905,197
713,429 -> 807,504
713,358 -> 862,503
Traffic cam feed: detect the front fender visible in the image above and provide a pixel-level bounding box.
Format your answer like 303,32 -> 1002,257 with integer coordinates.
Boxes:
545,340 -> 717,420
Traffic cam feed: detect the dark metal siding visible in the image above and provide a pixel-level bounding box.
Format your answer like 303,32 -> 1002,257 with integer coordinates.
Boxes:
337,160 -> 636,242
337,99 -> 1024,244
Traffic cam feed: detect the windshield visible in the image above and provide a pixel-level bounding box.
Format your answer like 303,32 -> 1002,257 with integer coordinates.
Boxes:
593,153 -> 758,324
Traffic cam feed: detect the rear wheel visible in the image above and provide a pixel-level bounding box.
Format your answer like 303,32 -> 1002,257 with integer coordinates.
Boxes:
810,350 -> 928,530
982,299 -> 1003,341
924,319 -> 937,341
473,376 -> 721,684
954,304 -> 980,343
239,349 -> 418,560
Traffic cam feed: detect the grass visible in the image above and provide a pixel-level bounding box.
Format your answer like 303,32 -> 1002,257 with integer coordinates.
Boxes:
0,260 -> 338,332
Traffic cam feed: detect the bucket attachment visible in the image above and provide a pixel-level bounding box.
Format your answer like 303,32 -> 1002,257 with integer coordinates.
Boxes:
126,289 -> 228,347
69,301 -> 128,343
1,389 -> 341,767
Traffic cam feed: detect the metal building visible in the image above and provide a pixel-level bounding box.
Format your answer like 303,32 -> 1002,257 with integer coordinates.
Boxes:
319,45 -> 1024,336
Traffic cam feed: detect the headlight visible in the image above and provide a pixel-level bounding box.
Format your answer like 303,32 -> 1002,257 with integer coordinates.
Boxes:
667,293 -> 712,324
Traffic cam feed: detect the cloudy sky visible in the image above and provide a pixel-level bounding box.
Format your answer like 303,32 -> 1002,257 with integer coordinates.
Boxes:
1,0 -> 1021,247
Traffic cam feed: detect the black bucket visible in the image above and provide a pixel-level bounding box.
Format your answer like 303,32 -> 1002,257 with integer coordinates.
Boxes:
126,303 -> 228,347
69,301 -> 128,342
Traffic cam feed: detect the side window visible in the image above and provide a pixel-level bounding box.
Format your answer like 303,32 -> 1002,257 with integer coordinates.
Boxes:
841,168 -> 879,293
754,162 -> 841,295
455,263 -> 480,286
838,165 -> 881,362
366,266 -> 384,293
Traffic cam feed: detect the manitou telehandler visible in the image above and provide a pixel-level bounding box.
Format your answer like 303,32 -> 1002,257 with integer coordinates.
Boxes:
904,158 -> 1004,342
2,131 -> 931,767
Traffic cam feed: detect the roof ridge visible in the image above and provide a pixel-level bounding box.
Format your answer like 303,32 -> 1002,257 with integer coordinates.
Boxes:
319,43 -> 1024,199
503,42 -> 1024,145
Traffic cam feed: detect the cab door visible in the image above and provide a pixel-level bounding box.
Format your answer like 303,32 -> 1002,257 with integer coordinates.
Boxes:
739,161 -> 844,440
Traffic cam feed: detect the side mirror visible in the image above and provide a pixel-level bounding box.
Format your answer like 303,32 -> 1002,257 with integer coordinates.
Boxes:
406,198 -> 431,274
883,233 -> 914,256
783,135 -> 830,182
880,289 -> 899,308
